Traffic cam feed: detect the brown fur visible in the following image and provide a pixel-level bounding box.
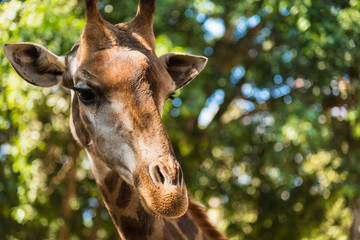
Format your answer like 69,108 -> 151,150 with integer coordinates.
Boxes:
138,0 -> 156,16
116,181 -> 132,209
104,170 -> 120,193
84,0 -> 99,18
164,221 -> 183,239
177,212 -> 199,239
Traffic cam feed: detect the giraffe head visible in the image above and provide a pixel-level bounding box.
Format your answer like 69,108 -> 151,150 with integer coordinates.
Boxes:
3,0 -> 207,218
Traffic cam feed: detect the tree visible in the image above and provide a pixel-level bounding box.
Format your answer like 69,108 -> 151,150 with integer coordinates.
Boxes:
1,0 -> 360,239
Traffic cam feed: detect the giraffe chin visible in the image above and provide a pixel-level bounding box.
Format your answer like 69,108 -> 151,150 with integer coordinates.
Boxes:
138,185 -> 189,219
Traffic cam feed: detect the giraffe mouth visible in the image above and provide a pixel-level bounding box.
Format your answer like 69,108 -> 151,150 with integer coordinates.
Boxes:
139,185 -> 188,218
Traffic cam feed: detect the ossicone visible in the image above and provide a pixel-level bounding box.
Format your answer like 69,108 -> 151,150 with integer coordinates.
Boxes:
85,0 -> 99,19
136,0 -> 156,20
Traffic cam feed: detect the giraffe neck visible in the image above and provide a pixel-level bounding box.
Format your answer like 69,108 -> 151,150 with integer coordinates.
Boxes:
87,153 -> 226,240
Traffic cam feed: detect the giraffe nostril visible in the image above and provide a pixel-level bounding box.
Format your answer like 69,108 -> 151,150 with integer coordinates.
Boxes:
149,163 -> 183,187
178,167 -> 183,186
149,164 -> 167,186
156,166 -> 165,185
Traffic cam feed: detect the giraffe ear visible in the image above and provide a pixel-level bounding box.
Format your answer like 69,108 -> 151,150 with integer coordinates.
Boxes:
159,52 -> 207,90
3,43 -> 65,87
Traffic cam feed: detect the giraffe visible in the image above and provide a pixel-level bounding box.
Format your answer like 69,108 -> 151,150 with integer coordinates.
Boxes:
3,0 -> 227,239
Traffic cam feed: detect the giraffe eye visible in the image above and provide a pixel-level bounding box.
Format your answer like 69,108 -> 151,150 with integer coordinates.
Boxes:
73,86 -> 96,104
77,89 -> 96,104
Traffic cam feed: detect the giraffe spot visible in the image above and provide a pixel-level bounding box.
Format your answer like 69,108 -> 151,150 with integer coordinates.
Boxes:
104,170 -> 120,194
71,98 -> 91,145
133,174 -> 140,188
136,205 -> 154,236
99,186 -> 110,204
108,210 -> 120,226
202,233 -> 209,240
142,112 -> 153,122
116,181 -> 132,209
163,221 -> 183,240
120,216 -> 143,240
178,213 -> 198,240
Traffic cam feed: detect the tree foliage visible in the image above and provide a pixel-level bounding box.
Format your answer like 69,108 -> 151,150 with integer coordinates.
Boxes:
1,0 -> 360,239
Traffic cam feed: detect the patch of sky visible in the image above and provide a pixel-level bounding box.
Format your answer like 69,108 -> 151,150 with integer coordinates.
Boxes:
254,27 -> 272,44
202,18 -> 226,40
259,6 -> 271,16
250,113 -> 274,126
330,5 -> 339,15
295,153 -> 303,164
236,17 -> 247,32
279,8 -> 290,16
293,177 -> 303,187
286,77 -> 295,87
332,88 -> 340,96
204,33 -> 212,42
198,89 -> 225,128
238,173 -> 252,185
170,108 -> 180,118
204,46 -> 214,56
196,13 -> 206,23
82,209 -> 93,222
242,84 -> 270,103
88,198 -> 99,208
233,15 -> 261,40
282,51 -> 294,63
284,95 -> 292,104
221,194 -> 229,203
241,83 -> 254,98
271,84 -> 291,98
234,30 -> 247,39
256,35 -> 265,44
312,103 -> 323,112
266,21 -> 275,29
172,98 -> 182,107
331,106 -> 347,120
81,156 -> 91,170
273,74 -> 283,84
185,8 -> 194,18
205,89 -> 225,106
260,115 -> 274,127
82,209 -> 94,227
253,88 -> 271,103
261,27 -> 271,37
230,65 -> 245,84
242,80 -> 291,103
204,1 -> 215,11
234,17 -> 247,39
247,15 -> 261,28
234,99 -> 255,112
0,143 -> 11,160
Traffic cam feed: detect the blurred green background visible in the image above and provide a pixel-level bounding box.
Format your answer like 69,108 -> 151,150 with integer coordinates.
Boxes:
1,0 -> 360,239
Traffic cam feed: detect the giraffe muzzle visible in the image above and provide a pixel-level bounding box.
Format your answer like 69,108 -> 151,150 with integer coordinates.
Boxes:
134,162 -> 188,219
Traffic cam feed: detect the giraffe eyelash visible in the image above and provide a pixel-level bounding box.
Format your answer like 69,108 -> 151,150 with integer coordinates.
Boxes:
168,92 -> 176,100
